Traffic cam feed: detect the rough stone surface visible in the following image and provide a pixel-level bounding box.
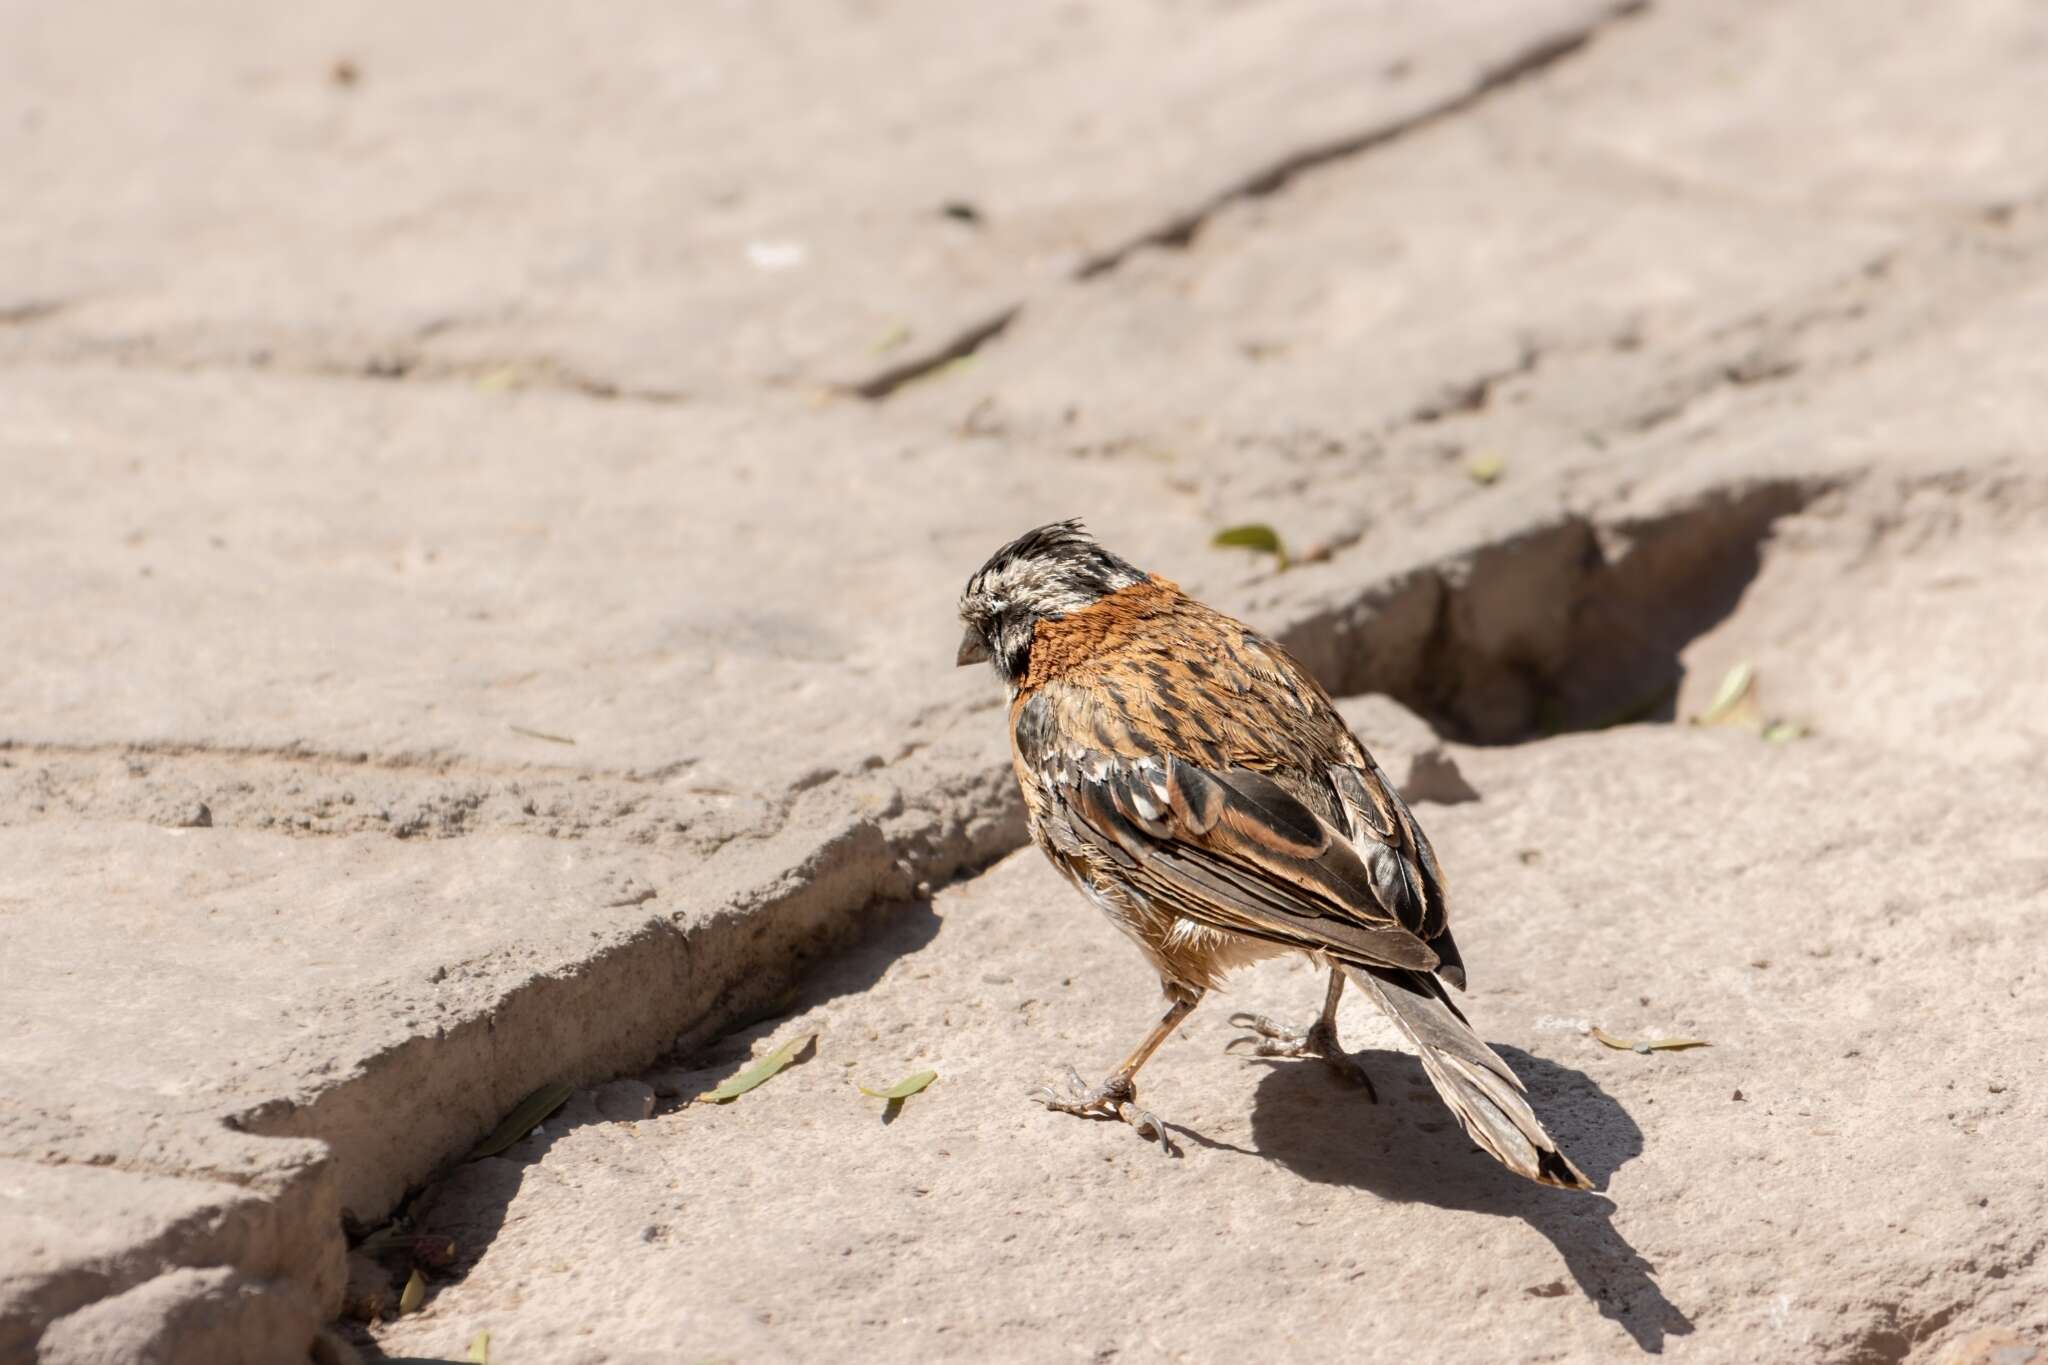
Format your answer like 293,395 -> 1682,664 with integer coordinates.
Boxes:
371,720 -> 2048,1364
36,1268 -> 320,1365
5,0 -> 2048,1359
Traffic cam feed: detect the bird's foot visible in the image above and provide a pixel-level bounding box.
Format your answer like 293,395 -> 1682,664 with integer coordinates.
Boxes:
1226,1012 -> 1377,1101
1029,1066 -> 1172,1152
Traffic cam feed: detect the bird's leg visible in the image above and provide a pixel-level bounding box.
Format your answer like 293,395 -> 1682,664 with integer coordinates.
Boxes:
1228,968 -> 1377,1100
1032,990 -> 1200,1151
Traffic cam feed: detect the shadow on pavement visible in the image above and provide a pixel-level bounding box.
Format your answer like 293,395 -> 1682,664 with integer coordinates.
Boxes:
1246,1043 -> 1693,1354
346,899 -> 944,1361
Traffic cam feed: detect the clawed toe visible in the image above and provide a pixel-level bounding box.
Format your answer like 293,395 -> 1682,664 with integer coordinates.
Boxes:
1226,1011 -> 1307,1048
1031,1066 -> 1175,1152
1226,1010 -> 1312,1057
1226,1015 -> 1376,1100
1029,1065 -> 1132,1117
1114,1100 -> 1171,1151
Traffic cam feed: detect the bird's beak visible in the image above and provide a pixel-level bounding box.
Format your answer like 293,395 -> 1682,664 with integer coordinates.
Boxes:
956,627 -> 991,667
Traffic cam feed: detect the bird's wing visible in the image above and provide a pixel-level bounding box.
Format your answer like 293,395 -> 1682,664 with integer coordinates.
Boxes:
1325,753 -> 1450,942
1021,710 -> 1441,974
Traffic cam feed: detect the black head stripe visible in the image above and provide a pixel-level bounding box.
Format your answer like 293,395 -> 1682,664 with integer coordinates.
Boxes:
965,518 -> 1143,606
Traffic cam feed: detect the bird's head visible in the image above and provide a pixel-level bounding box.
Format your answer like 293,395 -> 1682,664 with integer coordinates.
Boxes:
956,519 -> 1143,687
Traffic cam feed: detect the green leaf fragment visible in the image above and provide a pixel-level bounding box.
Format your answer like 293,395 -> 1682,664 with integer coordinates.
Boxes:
468,1329 -> 492,1364
1466,454 -> 1506,485
698,1032 -> 816,1103
1592,1026 -> 1711,1053
1762,720 -> 1810,743
1696,662 -> 1757,727
1212,523 -> 1281,553
400,1268 -> 426,1315
858,1069 -> 937,1101
1211,523 -> 1290,570
468,1082 -> 574,1159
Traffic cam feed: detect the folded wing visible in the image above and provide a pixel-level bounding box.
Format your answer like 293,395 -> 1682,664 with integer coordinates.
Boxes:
1034,738 -> 1445,975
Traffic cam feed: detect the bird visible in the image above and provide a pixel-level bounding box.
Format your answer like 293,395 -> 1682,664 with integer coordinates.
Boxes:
955,519 -> 1589,1189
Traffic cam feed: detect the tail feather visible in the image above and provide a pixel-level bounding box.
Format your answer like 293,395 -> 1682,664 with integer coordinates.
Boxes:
1345,965 -> 1591,1190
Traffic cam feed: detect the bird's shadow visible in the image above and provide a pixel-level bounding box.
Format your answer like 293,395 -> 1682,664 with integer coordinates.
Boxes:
1243,1045 -> 1693,1354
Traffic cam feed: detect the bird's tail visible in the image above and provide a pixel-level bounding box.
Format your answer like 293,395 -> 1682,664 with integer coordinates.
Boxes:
1344,965 -> 1591,1190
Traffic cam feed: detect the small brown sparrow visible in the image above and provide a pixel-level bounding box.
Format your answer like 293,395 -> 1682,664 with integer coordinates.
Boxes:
957,520 -> 1587,1188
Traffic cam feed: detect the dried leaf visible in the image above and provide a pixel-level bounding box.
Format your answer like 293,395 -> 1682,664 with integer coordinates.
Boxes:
399,1268 -> 425,1315
468,1329 -> 492,1364
1467,454 -> 1506,485
858,1069 -> 937,1101
1695,662 -> 1757,727
1592,1026 -> 1711,1054
1211,523 -> 1290,570
469,1082 -> 573,1159
698,1032 -> 816,1103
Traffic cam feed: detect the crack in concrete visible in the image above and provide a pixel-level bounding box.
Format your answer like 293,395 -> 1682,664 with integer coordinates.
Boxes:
1276,476 -> 1837,742
841,3 -> 1647,401
1,752 -> 781,854
1073,2 -> 1649,282
844,306 -> 1021,400
0,332 -> 695,406
0,737 -> 704,786
351,351 -> 692,406
1407,343 -> 1544,425
219,773 -> 1024,1222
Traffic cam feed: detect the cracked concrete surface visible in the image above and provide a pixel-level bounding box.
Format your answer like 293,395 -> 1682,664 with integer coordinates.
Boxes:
371,720 -> 2048,1365
0,0 -> 1629,399
5,0 -> 2048,1360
